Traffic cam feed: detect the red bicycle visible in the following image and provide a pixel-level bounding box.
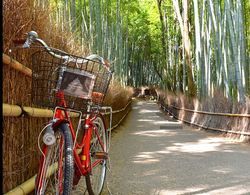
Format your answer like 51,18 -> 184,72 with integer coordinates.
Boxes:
19,31 -> 113,194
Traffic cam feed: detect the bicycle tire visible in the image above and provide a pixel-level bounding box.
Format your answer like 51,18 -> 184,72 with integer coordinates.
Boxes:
35,123 -> 74,195
86,115 -> 107,195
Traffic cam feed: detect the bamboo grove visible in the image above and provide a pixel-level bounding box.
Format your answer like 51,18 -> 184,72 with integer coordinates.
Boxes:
35,0 -> 249,102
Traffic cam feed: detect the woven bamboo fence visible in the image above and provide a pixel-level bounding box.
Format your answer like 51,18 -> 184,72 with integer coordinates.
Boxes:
158,96 -> 250,141
2,53 -> 132,193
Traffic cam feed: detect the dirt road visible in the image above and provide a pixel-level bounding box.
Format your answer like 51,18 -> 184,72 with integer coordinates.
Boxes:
102,100 -> 250,195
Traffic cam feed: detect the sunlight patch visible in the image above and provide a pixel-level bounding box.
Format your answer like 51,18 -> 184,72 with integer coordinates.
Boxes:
151,186 -> 206,195
198,183 -> 250,195
133,152 -> 159,164
212,168 -> 232,174
138,119 -> 155,122
139,109 -> 160,114
133,130 -> 177,137
165,137 -> 233,153
133,158 -> 159,164
154,120 -> 182,125
167,142 -> 221,153
156,150 -> 171,154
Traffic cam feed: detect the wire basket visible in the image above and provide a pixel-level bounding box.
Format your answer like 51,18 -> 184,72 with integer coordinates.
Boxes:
31,48 -> 112,110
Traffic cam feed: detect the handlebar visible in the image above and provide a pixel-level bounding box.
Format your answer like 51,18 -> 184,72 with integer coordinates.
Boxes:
22,31 -> 110,71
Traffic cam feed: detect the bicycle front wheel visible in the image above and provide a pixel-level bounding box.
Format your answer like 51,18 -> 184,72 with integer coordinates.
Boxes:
86,115 -> 107,195
36,123 -> 74,195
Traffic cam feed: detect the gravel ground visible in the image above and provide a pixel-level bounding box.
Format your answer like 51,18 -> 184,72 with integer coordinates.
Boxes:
75,100 -> 250,195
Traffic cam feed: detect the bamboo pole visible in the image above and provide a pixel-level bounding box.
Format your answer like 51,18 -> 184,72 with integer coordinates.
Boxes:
3,102 -> 132,118
5,176 -> 36,195
3,103 -> 79,118
5,157 -> 62,195
22,107 -> 54,117
3,54 -> 32,77
3,104 -> 22,116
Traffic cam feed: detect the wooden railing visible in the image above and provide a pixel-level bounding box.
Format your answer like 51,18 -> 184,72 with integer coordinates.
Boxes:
3,54 -> 32,77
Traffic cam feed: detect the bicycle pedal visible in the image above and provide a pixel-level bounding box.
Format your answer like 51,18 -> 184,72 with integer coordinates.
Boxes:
92,152 -> 108,160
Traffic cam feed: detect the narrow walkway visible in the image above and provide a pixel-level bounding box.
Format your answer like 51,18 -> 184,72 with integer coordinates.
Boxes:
104,100 -> 250,195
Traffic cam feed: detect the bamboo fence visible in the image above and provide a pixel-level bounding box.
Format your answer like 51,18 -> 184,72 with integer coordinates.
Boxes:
159,101 -> 250,137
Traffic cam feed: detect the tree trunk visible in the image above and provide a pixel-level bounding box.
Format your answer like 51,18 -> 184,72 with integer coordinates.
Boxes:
156,0 -> 167,67
173,0 -> 196,96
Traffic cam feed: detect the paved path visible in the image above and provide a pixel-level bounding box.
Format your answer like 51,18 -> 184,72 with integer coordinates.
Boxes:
103,100 -> 250,195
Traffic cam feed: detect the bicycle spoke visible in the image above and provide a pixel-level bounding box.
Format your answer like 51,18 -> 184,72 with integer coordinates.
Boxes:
36,124 -> 73,195
86,116 -> 107,195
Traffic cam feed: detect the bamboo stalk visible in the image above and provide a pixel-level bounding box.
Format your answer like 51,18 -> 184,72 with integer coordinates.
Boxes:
3,54 -> 32,77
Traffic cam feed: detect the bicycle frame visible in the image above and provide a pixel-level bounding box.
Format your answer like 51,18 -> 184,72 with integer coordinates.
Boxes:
36,76 -> 109,194
49,91 -> 107,176
15,31 -> 112,194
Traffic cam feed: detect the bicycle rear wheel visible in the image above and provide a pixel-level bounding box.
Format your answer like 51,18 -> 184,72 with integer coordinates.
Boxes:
35,123 -> 74,195
86,115 -> 107,195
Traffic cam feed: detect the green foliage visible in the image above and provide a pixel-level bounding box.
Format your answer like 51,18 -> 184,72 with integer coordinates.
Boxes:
47,0 -> 249,98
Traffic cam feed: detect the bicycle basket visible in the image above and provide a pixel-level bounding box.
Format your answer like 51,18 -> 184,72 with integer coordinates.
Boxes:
31,48 -> 112,110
